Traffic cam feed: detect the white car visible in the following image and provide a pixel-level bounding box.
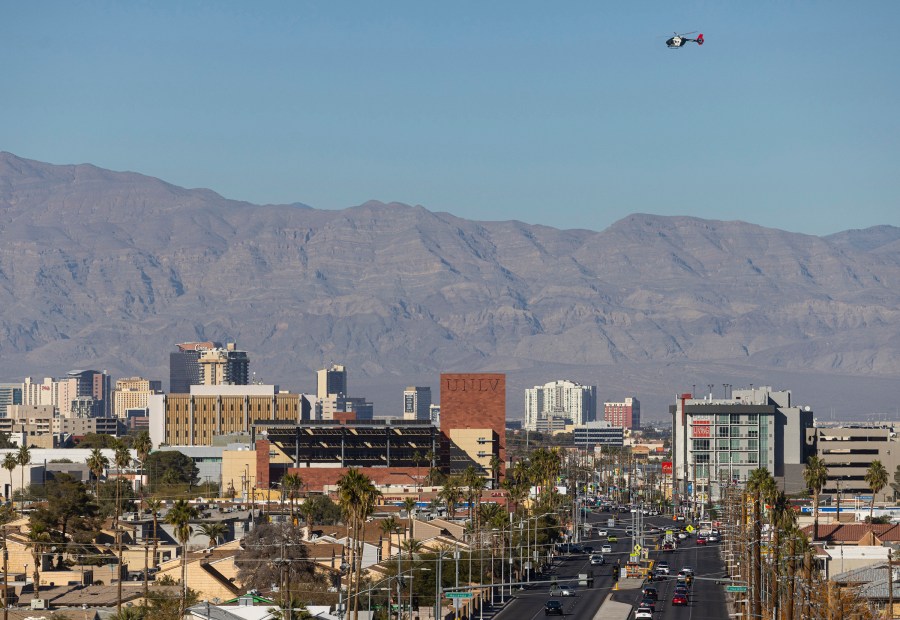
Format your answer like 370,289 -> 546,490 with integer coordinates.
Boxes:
597,530 -> 608,538
590,555 -> 604,566
635,607 -> 654,619
601,544 -> 613,554
682,566 -> 695,576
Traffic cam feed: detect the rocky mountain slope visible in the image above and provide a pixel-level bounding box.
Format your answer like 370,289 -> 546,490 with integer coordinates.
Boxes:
1,152 -> 898,418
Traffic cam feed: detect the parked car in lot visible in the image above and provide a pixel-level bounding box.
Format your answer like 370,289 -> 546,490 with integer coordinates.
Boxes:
544,600 -> 564,616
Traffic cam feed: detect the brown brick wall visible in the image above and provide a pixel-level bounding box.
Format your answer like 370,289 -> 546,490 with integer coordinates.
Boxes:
286,466 -> 422,493
439,373 -> 506,475
255,439 -> 270,489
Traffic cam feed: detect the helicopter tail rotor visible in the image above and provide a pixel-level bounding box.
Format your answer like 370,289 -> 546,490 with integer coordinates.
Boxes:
697,33 -> 704,45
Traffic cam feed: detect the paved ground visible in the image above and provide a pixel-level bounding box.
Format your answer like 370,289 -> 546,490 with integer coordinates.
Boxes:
486,508 -> 729,620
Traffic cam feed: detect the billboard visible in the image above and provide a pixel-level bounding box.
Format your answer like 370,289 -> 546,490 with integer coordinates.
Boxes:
661,461 -> 673,475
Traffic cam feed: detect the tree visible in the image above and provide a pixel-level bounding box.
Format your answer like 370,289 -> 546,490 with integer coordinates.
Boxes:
132,431 -> 153,500
865,460 -> 889,521
146,497 -> 163,568
235,522 -> 325,615
29,473 -> 97,545
281,472 -> 303,522
401,497 -> 417,541
16,445 -> 30,508
77,433 -> 122,449
145,451 -> 199,492
438,477 -> 461,519
803,456 -> 828,541
87,448 -> 109,498
196,522 -> 228,548
337,469 -> 380,620
747,467 -> 775,620
298,494 -> 342,527
489,455 -> 502,488
165,498 -> 199,618
27,520 -> 52,592
3,453 -> 17,505
114,441 -> 132,525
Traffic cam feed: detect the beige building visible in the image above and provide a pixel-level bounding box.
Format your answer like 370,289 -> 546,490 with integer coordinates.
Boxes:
817,425 -> 900,503
447,428 -> 494,475
148,385 -> 312,447
21,377 -> 78,416
113,377 -> 162,418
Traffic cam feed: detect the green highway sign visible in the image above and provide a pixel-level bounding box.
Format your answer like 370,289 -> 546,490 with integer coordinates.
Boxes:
726,586 -> 748,593
446,592 -> 473,599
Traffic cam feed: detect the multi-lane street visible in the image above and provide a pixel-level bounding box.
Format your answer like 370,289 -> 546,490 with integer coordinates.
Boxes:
491,506 -> 729,619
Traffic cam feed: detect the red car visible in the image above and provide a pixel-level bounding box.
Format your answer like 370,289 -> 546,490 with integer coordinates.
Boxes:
696,537 -> 707,545
672,593 -> 688,606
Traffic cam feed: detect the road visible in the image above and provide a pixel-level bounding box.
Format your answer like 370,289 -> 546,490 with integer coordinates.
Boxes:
490,507 -> 729,620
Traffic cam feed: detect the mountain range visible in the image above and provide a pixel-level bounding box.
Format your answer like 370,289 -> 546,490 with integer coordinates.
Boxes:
1,151 -> 899,420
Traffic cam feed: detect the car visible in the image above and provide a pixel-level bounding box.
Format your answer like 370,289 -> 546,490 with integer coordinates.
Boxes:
635,607 -> 654,619
676,579 -> 689,590
582,546 -> 594,555
597,530 -> 608,538
601,544 -> 612,554
544,600 -> 564,616
677,532 -> 689,540
590,555 -> 605,566
696,537 -> 707,545
655,562 -> 670,574
707,534 -> 719,542
674,586 -> 689,596
642,586 -> 659,600
608,535 -> 619,543
559,585 -> 575,596
640,598 -> 656,611
672,593 -> 688,606
662,542 -> 675,551
675,514 -> 686,521
682,566 -> 695,576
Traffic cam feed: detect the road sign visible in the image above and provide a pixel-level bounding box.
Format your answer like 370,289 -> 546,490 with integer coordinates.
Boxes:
685,525 -> 695,533
446,592 -> 473,599
633,544 -> 642,553
726,586 -> 748,593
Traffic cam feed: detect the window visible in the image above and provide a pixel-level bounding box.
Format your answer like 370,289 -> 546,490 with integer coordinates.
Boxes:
693,439 -> 710,451
731,414 -> 741,425
718,426 -> 730,438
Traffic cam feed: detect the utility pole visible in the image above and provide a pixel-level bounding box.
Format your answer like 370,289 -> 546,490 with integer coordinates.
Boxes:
117,524 -> 123,618
3,526 -> 8,620
143,537 -> 149,602
888,549 -> 894,620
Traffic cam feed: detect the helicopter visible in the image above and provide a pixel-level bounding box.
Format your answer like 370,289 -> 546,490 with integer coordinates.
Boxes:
666,32 -> 704,48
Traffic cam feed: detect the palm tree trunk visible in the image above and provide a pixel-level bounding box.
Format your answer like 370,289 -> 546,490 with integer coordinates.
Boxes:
152,515 -> 159,568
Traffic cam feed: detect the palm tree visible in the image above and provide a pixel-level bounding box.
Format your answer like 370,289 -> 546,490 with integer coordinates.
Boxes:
146,497 -> 162,568
401,497 -> 417,541
281,472 -> 303,523
165,498 -> 199,618
27,521 -> 52,593
439,477 -> 461,520
113,441 -> 132,525
489,455 -> 502,488
865,460 -> 889,521
3,453 -> 17,506
197,522 -> 228,548
337,469 -> 381,620
747,467 -> 774,620
803,456 -> 828,541
16,445 -> 30,508
132,431 -> 152,499
379,516 -> 400,560
87,448 -> 109,498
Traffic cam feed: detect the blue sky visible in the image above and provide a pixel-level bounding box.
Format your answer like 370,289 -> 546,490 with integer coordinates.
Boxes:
3,1 -> 898,235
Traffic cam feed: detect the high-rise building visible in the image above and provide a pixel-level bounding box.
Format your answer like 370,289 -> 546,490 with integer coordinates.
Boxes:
440,373 -> 506,479
403,386 -> 432,421
67,370 -> 112,417
671,386 -> 816,503
604,397 -> 641,431
197,343 -> 250,386
524,379 -> 596,431
0,384 -> 23,418
169,342 -> 219,393
22,376 -> 79,416
317,364 -> 347,399
113,377 -> 163,418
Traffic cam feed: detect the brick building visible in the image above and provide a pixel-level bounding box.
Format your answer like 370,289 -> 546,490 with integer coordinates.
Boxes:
440,373 -> 506,478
